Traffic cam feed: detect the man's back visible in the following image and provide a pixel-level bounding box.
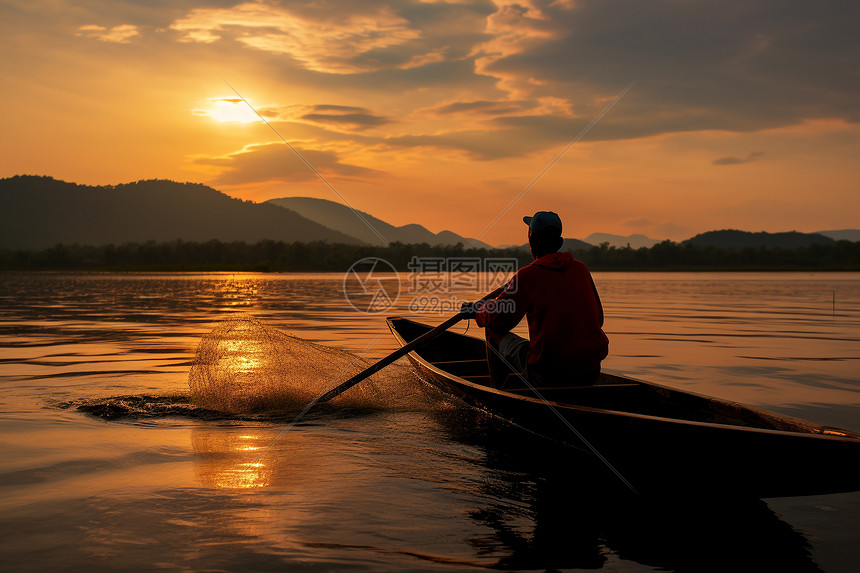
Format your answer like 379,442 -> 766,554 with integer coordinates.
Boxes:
477,252 -> 609,376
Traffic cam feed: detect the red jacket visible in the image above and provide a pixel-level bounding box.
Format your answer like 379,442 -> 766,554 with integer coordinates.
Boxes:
476,252 -> 609,372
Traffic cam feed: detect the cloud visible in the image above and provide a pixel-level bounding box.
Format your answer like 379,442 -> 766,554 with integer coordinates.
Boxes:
194,142 -> 381,186
169,1 -> 860,162
216,102 -> 391,132
169,0 -> 860,147
164,0 -> 496,77
299,105 -> 390,130
712,151 -> 765,166
385,129 -> 531,160
384,110 -> 599,159
712,157 -> 744,166
469,1 -> 559,98
76,24 -> 140,43
430,99 -> 537,116
473,0 -> 860,137
169,1 -> 421,73
400,48 -> 448,69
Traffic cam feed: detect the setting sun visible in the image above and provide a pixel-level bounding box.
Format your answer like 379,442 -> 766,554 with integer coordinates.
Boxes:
200,98 -> 262,124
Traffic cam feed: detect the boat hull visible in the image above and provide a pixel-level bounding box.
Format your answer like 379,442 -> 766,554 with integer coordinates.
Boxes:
388,317 -> 860,498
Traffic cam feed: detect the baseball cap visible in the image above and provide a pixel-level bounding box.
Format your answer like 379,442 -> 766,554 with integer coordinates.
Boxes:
523,211 -> 562,235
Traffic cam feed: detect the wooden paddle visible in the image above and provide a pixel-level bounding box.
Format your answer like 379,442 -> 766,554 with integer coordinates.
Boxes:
316,286 -> 505,403
315,311 -> 468,403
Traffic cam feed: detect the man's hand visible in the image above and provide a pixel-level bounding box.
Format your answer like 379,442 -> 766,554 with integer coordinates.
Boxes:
460,301 -> 483,319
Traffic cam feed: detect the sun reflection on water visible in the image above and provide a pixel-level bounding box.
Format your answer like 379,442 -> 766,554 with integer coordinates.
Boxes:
215,277 -> 262,310
224,462 -> 270,489
188,314 -> 390,413
192,429 -> 274,489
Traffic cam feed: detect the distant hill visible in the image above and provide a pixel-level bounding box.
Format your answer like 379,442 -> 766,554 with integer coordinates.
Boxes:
584,233 -> 660,249
682,229 -> 834,249
562,238 -> 595,251
266,196 -> 492,248
0,176 -> 360,249
816,229 -> 860,242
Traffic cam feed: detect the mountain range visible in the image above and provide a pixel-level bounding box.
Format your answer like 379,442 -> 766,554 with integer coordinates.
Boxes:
0,176 -> 359,249
266,196 -> 491,248
583,233 -> 662,249
1,176 -> 857,250
816,229 -> 860,242
682,230 -> 835,249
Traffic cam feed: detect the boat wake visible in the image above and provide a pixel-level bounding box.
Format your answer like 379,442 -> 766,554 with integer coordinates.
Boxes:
62,394 -> 243,421
59,394 -> 408,422
60,377 -> 466,422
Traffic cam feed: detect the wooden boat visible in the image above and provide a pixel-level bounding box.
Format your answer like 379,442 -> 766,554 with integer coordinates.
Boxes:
388,316 -> 860,497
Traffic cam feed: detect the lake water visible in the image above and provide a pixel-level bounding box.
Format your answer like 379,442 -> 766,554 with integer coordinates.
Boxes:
1,272 -> 859,572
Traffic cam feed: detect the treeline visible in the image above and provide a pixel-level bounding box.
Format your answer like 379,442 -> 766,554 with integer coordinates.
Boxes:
0,240 -> 530,272
580,240 -> 860,270
0,239 -> 859,271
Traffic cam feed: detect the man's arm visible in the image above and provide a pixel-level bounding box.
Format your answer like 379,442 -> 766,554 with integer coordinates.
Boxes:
480,284 -> 507,302
459,284 -> 507,317
474,278 -> 527,332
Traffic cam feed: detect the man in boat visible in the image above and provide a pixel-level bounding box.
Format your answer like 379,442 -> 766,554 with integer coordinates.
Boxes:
461,211 -> 609,388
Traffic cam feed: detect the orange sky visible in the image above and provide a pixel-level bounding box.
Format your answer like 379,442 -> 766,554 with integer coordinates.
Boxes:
2,0 -> 859,245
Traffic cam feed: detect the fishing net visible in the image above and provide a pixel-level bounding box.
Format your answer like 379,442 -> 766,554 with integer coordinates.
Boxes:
189,315 -> 387,413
